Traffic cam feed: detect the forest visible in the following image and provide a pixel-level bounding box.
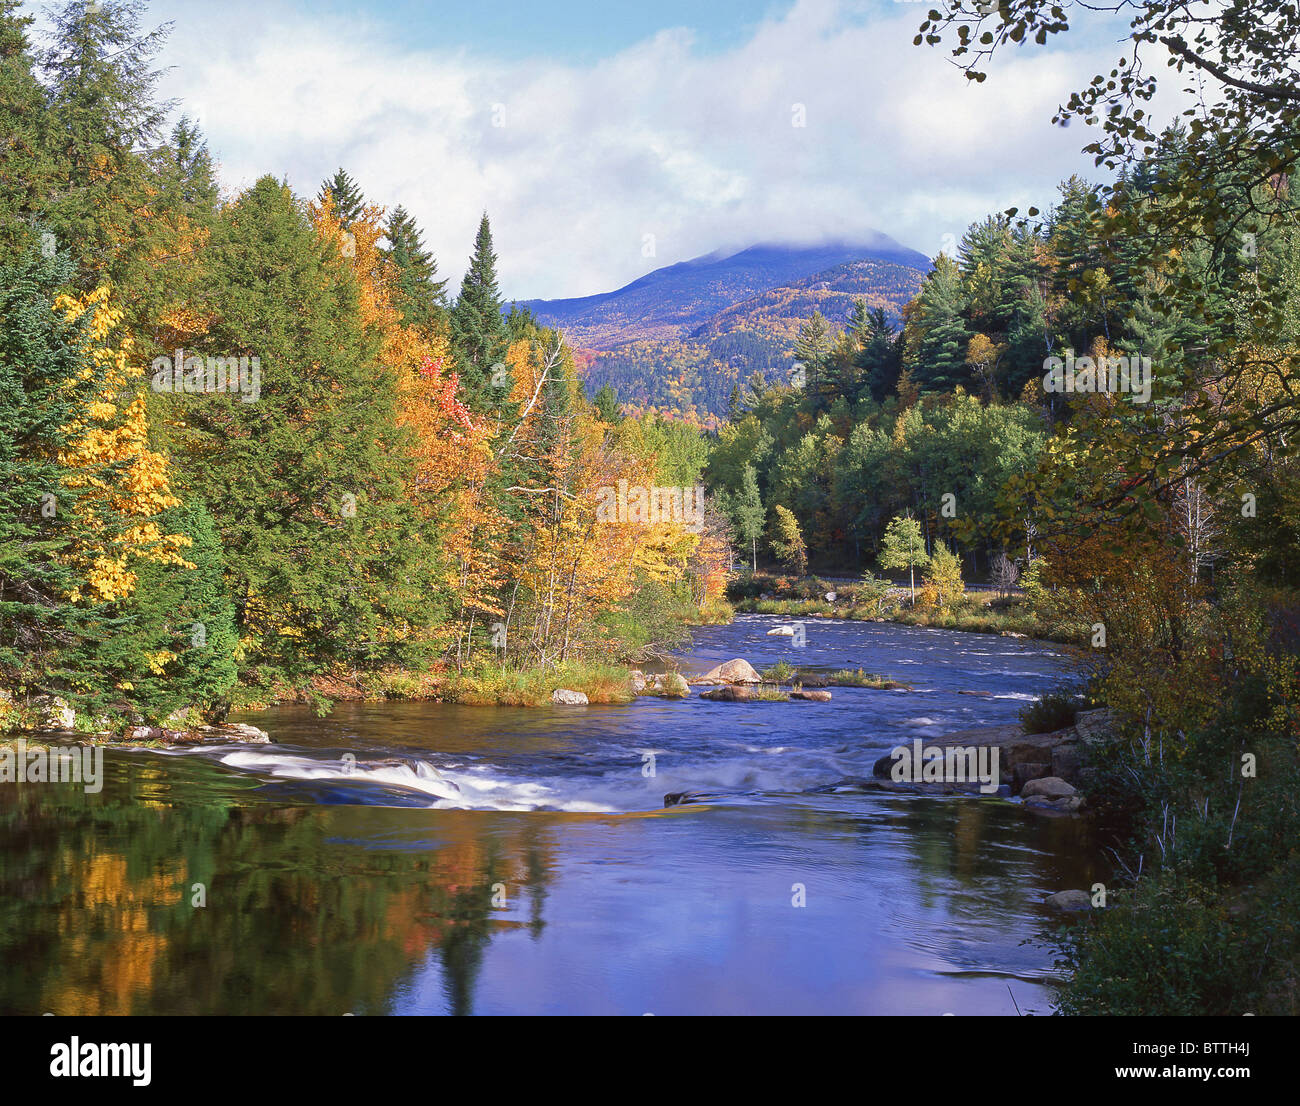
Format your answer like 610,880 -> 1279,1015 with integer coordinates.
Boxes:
0,0 -> 730,723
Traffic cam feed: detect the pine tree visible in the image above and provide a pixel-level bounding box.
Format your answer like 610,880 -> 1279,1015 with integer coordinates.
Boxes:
593,382 -> 622,423
317,167 -> 365,227
384,204 -> 447,330
908,254 -> 972,393
450,213 -> 507,397
38,0 -> 171,287
0,240 -> 96,692
0,1 -> 54,255
175,176 -> 437,694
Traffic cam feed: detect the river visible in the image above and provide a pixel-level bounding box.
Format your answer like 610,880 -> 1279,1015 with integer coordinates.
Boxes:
0,614 -> 1103,1015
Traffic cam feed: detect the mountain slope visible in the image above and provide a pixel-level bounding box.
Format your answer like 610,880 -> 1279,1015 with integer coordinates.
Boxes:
518,235 -> 930,349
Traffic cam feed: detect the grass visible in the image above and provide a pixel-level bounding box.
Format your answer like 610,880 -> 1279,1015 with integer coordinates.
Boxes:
760,661 -> 909,690
422,660 -> 636,706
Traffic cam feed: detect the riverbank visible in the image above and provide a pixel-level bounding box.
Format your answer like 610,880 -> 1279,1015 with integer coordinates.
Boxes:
726,573 -> 1087,645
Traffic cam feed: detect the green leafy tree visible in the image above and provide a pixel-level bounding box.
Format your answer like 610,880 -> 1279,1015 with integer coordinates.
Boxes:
770,504 -> 807,576
733,464 -> 765,571
879,513 -> 929,602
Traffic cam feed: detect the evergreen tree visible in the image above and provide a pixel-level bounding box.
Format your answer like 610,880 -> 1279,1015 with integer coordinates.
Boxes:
907,254 -> 972,392
175,176 -> 438,694
450,213 -> 508,397
317,167 -> 365,227
593,382 -> 622,424
0,1 -> 54,255
0,240 -> 96,693
384,203 -> 447,330
38,0 -> 171,287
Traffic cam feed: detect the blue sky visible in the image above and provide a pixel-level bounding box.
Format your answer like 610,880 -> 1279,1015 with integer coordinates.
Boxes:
25,1 -> 1190,299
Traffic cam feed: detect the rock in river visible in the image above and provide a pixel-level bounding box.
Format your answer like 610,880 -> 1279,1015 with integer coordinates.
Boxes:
551,688 -> 589,705
693,658 -> 762,685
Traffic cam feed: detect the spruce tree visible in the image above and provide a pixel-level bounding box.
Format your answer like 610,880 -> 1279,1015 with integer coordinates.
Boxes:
38,0 -> 171,287
0,1 -> 54,255
909,254 -> 972,392
318,167 -> 365,227
175,176 -> 437,693
385,204 -> 447,330
450,213 -> 507,396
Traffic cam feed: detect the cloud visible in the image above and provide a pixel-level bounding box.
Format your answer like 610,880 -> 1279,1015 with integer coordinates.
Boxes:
122,0 -> 1194,298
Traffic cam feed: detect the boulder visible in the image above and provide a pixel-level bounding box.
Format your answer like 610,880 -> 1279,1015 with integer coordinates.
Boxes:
31,695 -> 76,731
629,670 -> 647,694
1051,741 -> 1082,780
696,658 -> 762,685
1045,889 -> 1093,912
1020,775 -> 1078,799
220,722 -> 271,743
551,688 -> 588,705
825,591 -> 837,602
700,685 -> 755,702
766,625 -> 796,637
790,688 -> 832,701
663,791 -> 719,807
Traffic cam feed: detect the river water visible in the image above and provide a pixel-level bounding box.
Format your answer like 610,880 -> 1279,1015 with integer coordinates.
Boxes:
0,615 -> 1102,1015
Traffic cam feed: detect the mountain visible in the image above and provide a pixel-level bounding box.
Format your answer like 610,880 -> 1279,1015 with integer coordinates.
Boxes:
517,234 -> 931,350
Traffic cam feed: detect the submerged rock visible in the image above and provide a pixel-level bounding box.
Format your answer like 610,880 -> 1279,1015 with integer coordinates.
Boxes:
766,625 -> 796,636
1045,889 -> 1094,912
700,685 -> 756,702
551,688 -> 589,705
789,688 -> 832,701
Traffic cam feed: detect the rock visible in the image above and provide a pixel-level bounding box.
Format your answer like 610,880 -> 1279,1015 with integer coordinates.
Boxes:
214,722 -> 271,743
127,725 -> 162,741
645,673 -> 690,699
629,670 -> 647,694
1020,775 -> 1078,799
695,658 -> 762,685
551,688 -> 588,705
790,689 -> 832,701
1045,889 -> 1093,912
825,591 -> 837,602
663,791 -> 719,807
1001,631 -> 1027,638
1013,762 -> 1051,791
31,695 -> 76,731
1052,741 -> 1082,780
700,685 -> 756,702
766,625 -> 796,636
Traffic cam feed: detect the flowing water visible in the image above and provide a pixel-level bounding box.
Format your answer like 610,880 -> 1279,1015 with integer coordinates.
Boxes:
0,615 -> 1103,1015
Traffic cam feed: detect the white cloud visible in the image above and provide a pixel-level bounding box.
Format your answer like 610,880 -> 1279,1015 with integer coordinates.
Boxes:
119,0 -> 1196,298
